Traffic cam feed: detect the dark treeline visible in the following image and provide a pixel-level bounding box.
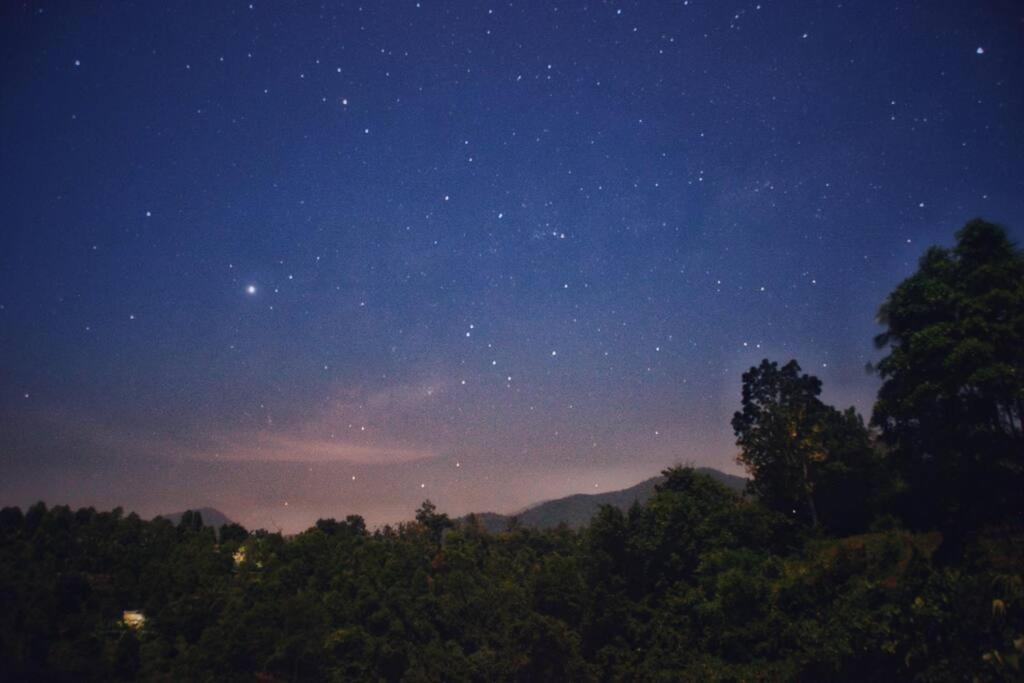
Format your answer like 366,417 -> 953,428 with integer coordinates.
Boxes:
1,219 -> 1022,681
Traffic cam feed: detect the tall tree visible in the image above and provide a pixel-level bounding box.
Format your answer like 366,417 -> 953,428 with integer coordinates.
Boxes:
414,500 -> 453,546
732,360 -> 830,528
872,219 -> 1024,529
732,359 -> 878,532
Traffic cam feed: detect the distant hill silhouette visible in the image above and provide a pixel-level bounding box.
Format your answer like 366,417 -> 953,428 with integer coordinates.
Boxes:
157,507 -> 234,530
465,468 -> 747,532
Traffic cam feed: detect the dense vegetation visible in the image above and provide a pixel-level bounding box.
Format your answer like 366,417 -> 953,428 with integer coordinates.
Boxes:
1,219 -> 1022,681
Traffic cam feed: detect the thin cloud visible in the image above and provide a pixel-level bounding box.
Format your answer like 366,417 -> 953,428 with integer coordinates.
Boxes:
193,431 -> 434,465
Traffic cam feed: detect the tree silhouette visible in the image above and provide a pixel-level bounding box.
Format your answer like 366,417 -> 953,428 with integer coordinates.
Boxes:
732,359 -> 878,532
414,500 -> 453,546
872,219 -> 1024,529
732,360 -> 832,527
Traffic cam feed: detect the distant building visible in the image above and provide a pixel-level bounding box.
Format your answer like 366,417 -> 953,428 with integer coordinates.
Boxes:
233,546 -> 247,565
122,610 -> 146,629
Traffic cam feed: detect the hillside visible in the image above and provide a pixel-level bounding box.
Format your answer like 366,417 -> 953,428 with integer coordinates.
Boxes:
467,467 -> 746,532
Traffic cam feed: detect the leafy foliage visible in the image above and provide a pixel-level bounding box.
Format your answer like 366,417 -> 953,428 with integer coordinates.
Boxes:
732,360 -> 882,533
872,219 -> 1024,530
2,474 -> 1020,681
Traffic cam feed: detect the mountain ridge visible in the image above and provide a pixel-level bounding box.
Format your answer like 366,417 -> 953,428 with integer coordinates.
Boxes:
463,467 -> 747,532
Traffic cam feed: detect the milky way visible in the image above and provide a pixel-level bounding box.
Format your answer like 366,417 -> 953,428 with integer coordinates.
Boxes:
2,2 -> 1021,530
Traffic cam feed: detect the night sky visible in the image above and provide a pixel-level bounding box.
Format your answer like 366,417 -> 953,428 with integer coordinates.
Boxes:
2,2 -> 1022,531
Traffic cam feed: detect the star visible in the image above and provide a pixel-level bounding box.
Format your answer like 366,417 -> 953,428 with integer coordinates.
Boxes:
6,0 -> 1020,541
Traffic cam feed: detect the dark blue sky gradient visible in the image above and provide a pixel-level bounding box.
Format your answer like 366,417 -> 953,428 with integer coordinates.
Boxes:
2,1 -> 1022,530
